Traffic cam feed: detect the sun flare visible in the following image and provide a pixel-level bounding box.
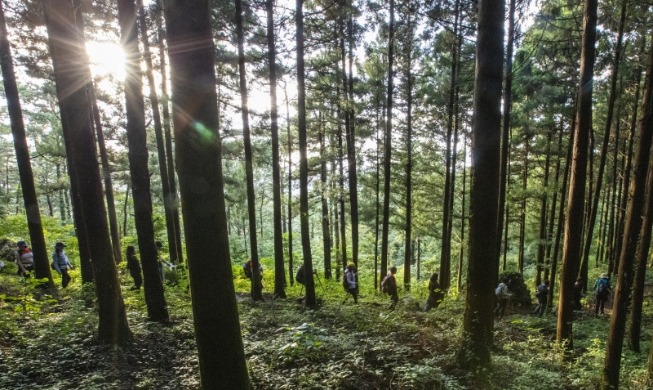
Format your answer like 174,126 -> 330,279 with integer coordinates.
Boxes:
86,41 -> 126,81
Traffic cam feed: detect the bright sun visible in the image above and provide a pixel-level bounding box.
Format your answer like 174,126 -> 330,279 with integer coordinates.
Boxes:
86,41 -> 126,81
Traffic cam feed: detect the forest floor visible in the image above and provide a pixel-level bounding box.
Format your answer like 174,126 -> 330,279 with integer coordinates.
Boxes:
0,267 -> 650,389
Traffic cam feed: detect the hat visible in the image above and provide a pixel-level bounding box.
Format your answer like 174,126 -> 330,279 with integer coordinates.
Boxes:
347,262 -> 356,268
55,242 -> 66,248
601,273 -> 608,278
16,240 -> 27,247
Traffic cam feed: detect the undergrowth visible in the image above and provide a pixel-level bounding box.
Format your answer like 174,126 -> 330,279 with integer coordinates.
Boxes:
0,263 -> 650,389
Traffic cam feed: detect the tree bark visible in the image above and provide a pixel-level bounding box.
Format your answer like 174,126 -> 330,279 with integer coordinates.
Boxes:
0,2 -> 53,287
346,4 -> 359,268
265,0 -> 286,296
43,0 -> 131,344
380,0 -> 395,282
457,0 -> 504,368
403,9 -> 414,291
556,0 -> 597,348
285,87 -> 295,286
319,115 -> 332,279
536,128 -> 553,287
118,0 -> 169,322
296,0 -> 316,308
234,0 -> 263,300
137,0 -> 180,268
164,0 -> 250,386
601,27 -> 653,389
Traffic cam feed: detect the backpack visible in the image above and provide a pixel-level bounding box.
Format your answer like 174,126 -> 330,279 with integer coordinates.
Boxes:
243,262 -> 252,279
296,266 -> 305,285
343,271 -> 350,291
597,279 -> 609,298
381,275 -> 394,294
495,283 -> 507,297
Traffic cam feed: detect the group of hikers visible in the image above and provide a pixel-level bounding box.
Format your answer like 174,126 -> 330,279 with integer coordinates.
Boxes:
12,240 -> 172,290
494,273 -> 612,318
15,240 -> 73,288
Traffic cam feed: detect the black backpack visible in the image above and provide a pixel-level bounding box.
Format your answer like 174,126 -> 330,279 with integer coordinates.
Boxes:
296,266 -> 305,285
243,262 -> 252,279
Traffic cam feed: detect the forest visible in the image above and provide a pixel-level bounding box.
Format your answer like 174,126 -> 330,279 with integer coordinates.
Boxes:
1,0 -> 653,388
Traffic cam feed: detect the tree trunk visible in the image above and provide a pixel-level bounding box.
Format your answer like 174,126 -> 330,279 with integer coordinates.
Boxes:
380,0 -> 395,282
137,0 -> 180,268
118,0 -> 169,322
43,0 -> 131,344
319,115 -> 332,279
403,10 -> 414,291
497,0 -> 516,273
90,90 -> 123,265
164,0 -> 250,386
457,134 -> 468,291
234,0 -> 263,300
457,0 -> 504,368
544,119 -> 564,283
602,28 -> 653,389
285,86 -> 295,286
518,141 -> 528,275
337,89 -> 348,273
0,2 -> 53,287
296,0 -> 316,308
346,5 -> 359,268
265,0 -> 286,296
536,128 -> 552,287
556,0 -> 597,348
156,0 -> 183,264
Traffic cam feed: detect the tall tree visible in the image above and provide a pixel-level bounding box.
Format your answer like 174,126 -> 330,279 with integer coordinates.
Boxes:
265,0 -> 287,297
296,0 -> 317,308
345,1 -> 359,268
556,0 -> 597,349
234,0 -> 263,300
319,117 -> 332,279
601,26 -> 653,390
118,0 -> 168,322
137,0 -> 180,268
43,0 -> 131,344
164,0 -> 250,386
0,0 -> 53,287
380,0 -> 395,281
457,0 -> 504,368
402,6 -> 414,291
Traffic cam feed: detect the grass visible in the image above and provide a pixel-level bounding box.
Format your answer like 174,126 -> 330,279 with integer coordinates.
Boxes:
0,262 -> 650,389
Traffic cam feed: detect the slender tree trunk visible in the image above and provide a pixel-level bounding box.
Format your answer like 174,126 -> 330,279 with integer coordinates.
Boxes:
285,87 -> 295,286
380,0 -> 395,282
374,83 -> 383,290
137,0 -> 179,267
536,128 -> 552,286
403,10 -> 414,291
234,0 -> 262,300
457,134 -> 467,291
606,104 -> 624,278
118,0 -> 168,322
156,0 -> 183,263
265,0 -> 286,296
602,28 -> 653,389
581,0 -> 629,291
296,0 -> 316,308
497,0 -> 516,274
544,119 -> 564,283
457,0 -> 504,368
44,0 -> 130,344
123,185 -> 130,236
337,89 -> 348,272
164,0 -> 250,386
319,115 -> 332,279
90,90 -> 123,265
556,0 -> 597,348
346,5 -> 359,268
518,141 -> 528,275
0,2 -> 53,286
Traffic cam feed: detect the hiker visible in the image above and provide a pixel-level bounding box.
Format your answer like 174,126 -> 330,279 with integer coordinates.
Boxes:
155,241 -> 164,283
494,277 -> 511,319
126,245 -> 143,290
342,263 -> 358,304
424,272 -> 444,311
244,259 -> 264,297
295,263 -> 306,302
573,278 -> 584,310
15,240 -> 34,277
381,266 -> 399,310
533,280 -> 549,317
594,273 -> 611,315
51,242 -> 73,288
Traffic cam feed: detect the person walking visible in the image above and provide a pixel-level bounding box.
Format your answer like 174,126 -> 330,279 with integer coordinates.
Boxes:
381,266 -> 399,310
424,272 -> 444,311
593,273 -> 611,315
51,242 -> 73,288
126,245 -> 143,290
494,277 -> 511,319
342,263 -> 358,304
15,240 -> 34,277
533,280 -> 549,317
